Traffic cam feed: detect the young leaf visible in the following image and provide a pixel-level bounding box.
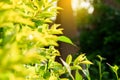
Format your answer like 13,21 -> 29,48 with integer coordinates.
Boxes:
75,70 -> 83,80
66,54 -> 72,65
58,36 -> 74,45
80,60 -> 93,64
74,54 -> 86,65
71,65 -> 82,71
107,63 -> 119,80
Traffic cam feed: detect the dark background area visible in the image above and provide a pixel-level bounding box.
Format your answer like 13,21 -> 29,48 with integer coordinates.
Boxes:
78,0 -> 120,79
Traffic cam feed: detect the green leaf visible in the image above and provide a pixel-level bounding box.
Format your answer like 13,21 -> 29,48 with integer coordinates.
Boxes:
58,36 -> 74,45
80,60 -> 93,64
66,54 -> 72,65
74,54 -> 86,65
97,55 -> 106,61
49,24 -> 63,34
71,65 -> 82,70
75,70 -> 83,80
107,63 -> 119,73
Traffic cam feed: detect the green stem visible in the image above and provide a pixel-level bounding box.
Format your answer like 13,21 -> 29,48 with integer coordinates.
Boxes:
115,72 -> 119,80
98,62 -> 102,80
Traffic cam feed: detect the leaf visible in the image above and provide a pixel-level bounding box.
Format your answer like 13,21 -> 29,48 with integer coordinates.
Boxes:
49,24 -> 63,34
97,55 -> 106,61
75,70 -> 83,80
107,63 -> 119,73
74,54 -> 86,65
58,36 -> 74,45
60,58 -> 71,75
80,60 -> 93,64
74,54 -> 93,65
66,54 -> 72,65
82,69 -> 91,80
71,65 -> 82,70
60,58 -> 75,80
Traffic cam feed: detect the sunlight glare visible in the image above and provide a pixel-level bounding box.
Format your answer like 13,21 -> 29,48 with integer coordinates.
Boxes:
88,6 -> 94,14
71,0 -> 78,11
71,0 -> 94,14
80,1 -> 90,9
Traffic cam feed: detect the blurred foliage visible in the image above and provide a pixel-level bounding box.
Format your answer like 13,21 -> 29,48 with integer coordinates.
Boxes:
0,0 -> 93,80
116,0 -> 120,3
0,0 -> 62,79
79,0 -> 120,64
78,0 -> 120,79
76,0 -> 94,29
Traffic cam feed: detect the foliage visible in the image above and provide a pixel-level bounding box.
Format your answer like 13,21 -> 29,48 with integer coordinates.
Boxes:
2,0 -> 120,80
107,63 -> 120,80
77,1 -> 120,79
85,55 -> 120,80
61,53 -> 93,80
0,0 -> 61,79
79,0 -> 120,65
0,0 -> 93,80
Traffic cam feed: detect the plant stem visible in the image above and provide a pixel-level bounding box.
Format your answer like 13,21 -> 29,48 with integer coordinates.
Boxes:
115,72 -> 119,80
98,62 -> 102,80
70,74 -> 75,80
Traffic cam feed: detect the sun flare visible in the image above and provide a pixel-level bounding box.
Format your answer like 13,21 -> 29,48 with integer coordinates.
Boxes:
71,0 -> 94,14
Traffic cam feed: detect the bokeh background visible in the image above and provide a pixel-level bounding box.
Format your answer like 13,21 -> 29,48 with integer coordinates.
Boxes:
56,0 -> 120,79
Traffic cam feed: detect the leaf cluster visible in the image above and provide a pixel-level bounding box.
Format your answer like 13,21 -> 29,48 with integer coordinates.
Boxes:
0,0 -> 93,80
0,0 -> 62,79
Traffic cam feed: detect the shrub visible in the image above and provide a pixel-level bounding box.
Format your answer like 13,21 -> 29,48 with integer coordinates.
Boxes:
0,0 -> 92,80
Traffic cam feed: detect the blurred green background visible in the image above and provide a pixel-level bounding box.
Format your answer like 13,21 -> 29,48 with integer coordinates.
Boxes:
75,0 -> 120,79
77,0 -> 120,65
